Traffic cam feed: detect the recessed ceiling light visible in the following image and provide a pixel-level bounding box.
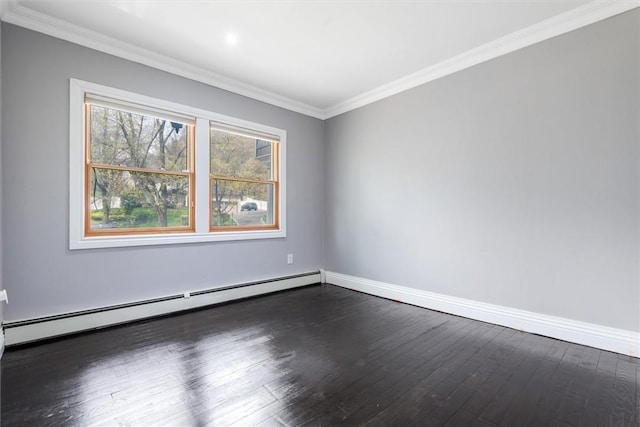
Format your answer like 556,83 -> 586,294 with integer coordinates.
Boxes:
225,33 -> 238,46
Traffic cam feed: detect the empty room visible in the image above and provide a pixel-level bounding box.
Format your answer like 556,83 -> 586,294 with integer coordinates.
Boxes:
0,0 -> 639,425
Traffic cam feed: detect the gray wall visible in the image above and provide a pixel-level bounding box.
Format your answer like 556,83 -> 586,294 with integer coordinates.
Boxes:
0,21 -> 3,330
325,10 -> 639,331
1,24 -> 325,321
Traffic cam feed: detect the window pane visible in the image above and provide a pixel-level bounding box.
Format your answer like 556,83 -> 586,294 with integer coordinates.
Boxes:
89,105 -> 189,172
89,168 -> 190,230
211,179 -> 275,227
210,129 -> 272,180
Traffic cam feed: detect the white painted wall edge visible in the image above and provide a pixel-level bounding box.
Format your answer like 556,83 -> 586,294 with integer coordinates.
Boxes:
4,272 -> 321,346
326,271 -> 640,358
0,329 -> 4,359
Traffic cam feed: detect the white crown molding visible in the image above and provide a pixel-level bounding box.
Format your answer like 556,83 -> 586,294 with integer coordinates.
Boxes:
0,0 -> 326,119
0,0 -> 638,120
323,0 -> 640,119
326,271 -> 640,358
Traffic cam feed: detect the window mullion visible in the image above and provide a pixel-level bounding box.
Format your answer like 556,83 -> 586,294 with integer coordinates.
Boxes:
194,117 -> 211,234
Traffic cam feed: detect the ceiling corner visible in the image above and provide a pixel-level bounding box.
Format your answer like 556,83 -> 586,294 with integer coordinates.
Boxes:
322,0 -> 640,120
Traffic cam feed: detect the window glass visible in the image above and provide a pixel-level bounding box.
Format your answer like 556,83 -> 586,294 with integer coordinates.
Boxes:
210,124 -> 279,231
211,180 -> 275,227
89,105 -> 188,172
210,129 -> 272,181
86,103 -> 193,234
89,168 -> 191,230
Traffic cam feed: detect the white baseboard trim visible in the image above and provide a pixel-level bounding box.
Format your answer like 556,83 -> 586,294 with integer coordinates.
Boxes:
326,271 -> 640,358
4,271 -> 321,346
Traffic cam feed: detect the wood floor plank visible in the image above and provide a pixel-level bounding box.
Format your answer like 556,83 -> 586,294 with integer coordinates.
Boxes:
477,333 -> 556,425
524,342 -> 590,427
2,284 -> 639,427
579,350 -> 622,427
286,315 -> 478,425
367,325 -> 508,426
637,363 -> 640,424
610,357 -> 639,426
342,332 -> 491,424
553,347 -> 602,426
444,329 -> 549,422
439,330 -> 525,427
396,327 -> 512,425
498,337 -> 573,426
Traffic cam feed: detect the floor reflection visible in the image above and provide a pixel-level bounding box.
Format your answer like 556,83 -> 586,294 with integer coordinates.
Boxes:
71,327 -> 292,425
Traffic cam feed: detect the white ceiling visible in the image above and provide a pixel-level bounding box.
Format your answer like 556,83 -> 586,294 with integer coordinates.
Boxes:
1,0 -> 637,118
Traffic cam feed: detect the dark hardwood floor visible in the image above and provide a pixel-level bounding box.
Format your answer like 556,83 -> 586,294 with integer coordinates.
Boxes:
2,284 -> 639,426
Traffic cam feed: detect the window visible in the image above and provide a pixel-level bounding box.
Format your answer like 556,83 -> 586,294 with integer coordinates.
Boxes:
210,124 -> 280,231
70,79 -> 286,249
85,97 -> 195,235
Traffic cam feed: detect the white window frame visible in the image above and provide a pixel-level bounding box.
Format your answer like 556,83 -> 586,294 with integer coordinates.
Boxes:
70,78 -> 286,249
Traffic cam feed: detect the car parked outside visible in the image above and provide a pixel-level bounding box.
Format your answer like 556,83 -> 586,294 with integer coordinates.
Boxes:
241,202 -> 258,211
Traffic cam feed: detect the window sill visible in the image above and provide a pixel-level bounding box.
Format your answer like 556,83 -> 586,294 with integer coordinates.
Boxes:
70,229 -> 286,250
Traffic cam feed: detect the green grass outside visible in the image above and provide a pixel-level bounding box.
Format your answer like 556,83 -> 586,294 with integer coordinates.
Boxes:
91,207 -> 190,228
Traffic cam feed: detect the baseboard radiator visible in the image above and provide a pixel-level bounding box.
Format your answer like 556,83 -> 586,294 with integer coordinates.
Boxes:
3,271 -> 321,346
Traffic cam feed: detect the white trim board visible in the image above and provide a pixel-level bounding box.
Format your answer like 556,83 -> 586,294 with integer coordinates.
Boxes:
325,271 -> 640,358
3,272 -> 321,346
1,0 -> 637,119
